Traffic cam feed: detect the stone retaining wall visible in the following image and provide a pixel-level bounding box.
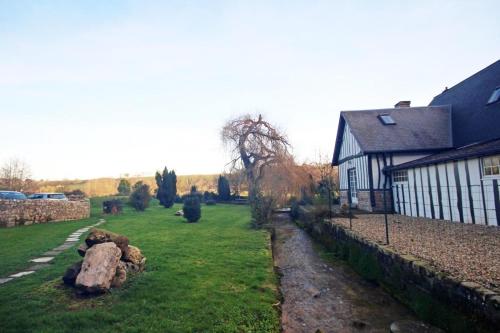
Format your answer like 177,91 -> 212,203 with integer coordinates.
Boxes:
297,207 -> 499,332
0,199 -> 91,228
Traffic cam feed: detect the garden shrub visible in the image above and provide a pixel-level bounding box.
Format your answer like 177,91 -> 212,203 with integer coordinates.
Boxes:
129,182 -> 151,211
203,191 -> 217,202
217,175 -> 231,201
183,195 -> 201,222
205,199 -> 216,206
103,199 -> 123,214
155,167 -> 177,208
117,179 -> 131,196
250,191 -> 275,227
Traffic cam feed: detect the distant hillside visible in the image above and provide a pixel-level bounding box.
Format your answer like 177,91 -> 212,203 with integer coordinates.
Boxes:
38,174 -> 219,198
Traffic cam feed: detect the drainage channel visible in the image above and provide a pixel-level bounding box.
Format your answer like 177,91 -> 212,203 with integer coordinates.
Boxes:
272,215 -> 442,333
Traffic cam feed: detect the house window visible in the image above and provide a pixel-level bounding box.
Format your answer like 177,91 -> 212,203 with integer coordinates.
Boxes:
393,170 -> 408,183
487,87 -> 500,105
483,155 -> 500,176
378,114 -> 396,125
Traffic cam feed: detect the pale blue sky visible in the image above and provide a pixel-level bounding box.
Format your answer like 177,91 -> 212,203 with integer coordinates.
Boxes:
1,1 -> 499,180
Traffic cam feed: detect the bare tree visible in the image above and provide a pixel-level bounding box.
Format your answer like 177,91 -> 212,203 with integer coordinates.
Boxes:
0,158 -> 33,191
221,114 -> 291,197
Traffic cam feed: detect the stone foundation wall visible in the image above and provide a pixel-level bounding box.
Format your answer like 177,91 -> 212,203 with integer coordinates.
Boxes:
297,207 -> 499,332
340,190 -> 393,213
372,190 -> 393,212
356,191 -> 372,211
0,199 -> 91,228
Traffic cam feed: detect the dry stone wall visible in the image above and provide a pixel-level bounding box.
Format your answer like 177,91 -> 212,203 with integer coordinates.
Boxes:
0,199 -> 90,228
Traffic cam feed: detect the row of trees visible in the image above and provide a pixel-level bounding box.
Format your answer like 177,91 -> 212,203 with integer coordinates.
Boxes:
121,172 -> 235,203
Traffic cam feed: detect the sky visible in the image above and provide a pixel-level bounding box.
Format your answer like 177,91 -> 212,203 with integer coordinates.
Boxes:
1,0 -> 499,180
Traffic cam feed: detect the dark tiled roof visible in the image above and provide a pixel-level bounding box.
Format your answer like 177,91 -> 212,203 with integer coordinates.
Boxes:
332,106 -> 453,165
388,138 -> 500,171
429,59 -> 500,147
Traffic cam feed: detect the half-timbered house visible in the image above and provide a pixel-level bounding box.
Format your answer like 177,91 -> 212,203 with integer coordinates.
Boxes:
332,60 -> 500,225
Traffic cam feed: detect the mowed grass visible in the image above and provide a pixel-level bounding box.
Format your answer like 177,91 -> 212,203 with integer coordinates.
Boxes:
0,200 -> 280,332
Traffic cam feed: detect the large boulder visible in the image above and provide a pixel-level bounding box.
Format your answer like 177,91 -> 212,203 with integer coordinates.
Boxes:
62,260 -> 83,286
85,228 -> 129,257
111,261 -> 127,288
75,242 -> 122,293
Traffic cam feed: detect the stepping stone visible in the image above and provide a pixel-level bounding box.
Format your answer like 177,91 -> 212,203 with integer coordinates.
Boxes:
28,263 -> 51,271
0,278 -> 13,284
55,243 -> 75,251
43,250 -> 62,256
31,257 -> 54,263
9,271 -> 35,278
66,238 -> 79,242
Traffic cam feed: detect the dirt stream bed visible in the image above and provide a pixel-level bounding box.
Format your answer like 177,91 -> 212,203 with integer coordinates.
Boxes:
272,215 -> 423,333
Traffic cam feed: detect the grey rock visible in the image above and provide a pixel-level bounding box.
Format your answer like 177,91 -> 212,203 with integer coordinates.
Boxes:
75,242 -> 121,293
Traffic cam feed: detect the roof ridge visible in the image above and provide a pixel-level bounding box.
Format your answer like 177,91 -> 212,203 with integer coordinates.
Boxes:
430,59 -> 500,102
341,105 -> 448,113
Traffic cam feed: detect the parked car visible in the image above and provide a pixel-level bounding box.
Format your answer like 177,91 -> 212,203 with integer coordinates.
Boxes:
0,191 -> 27,200
28,193 -> 68,200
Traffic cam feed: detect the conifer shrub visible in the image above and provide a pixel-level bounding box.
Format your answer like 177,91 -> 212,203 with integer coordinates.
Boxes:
183,195 -> 201,222
129,182 -> 151,211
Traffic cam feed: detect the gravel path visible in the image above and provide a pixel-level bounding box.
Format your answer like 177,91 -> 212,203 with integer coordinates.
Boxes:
272,215 -> 420,332
332,215 -> 500,292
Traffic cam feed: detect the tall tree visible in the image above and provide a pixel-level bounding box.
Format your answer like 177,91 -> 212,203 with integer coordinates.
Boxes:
217,175 -> 231,201
156,167 -> 177,208
117,179 -> 131,196
221,114 -> 290,197
222,114 -> 290,226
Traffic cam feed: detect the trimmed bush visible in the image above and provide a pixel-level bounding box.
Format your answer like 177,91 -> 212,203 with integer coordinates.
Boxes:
205,199 -> 216,206
129,182 -> 151,211
217,175 -> 231,201
183,195 -> 201,222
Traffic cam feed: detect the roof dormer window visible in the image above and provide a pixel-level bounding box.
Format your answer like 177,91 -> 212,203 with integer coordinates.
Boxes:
487,87 -> 500,105
378,114 -> 396,125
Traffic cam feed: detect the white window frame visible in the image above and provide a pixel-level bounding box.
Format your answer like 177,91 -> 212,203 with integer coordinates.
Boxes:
482,155 -> 500,178
393,170 -> 408,183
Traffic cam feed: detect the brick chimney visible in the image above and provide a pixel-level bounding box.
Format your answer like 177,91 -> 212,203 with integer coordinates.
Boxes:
394,101 -> 411,108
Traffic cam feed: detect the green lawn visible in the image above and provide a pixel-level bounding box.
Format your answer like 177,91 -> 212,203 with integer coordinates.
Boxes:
0,200 -> 280,332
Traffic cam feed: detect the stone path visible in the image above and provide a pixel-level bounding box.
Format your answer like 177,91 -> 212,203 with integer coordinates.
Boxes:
0,218 -> 106,285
